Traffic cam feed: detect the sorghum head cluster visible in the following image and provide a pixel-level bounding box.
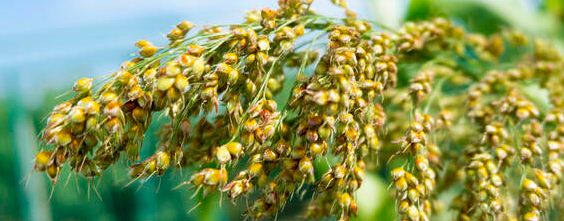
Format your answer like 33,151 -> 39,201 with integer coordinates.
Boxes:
36,0 -> 562,220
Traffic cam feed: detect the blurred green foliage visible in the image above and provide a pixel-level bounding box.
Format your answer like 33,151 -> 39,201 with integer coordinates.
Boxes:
405,0 -> 563,46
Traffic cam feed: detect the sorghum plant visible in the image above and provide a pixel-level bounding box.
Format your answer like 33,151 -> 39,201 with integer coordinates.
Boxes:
35,0 -> 563,220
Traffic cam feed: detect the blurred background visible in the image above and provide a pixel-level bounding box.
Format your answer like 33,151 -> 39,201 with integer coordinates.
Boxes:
0,0 -> 562,220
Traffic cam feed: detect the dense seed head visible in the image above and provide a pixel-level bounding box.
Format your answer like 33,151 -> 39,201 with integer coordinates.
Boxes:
33,1 -> 564,220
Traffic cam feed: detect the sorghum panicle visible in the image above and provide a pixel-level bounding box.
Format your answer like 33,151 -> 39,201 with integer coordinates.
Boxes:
35,0 -> 563,220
